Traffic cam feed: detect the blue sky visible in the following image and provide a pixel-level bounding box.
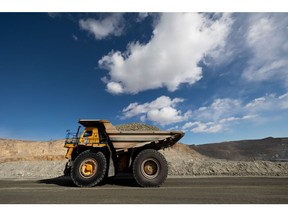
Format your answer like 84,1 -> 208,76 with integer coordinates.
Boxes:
0,12 -> 288,144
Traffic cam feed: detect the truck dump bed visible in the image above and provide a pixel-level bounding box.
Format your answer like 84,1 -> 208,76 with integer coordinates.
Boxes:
79,119 -> 184,152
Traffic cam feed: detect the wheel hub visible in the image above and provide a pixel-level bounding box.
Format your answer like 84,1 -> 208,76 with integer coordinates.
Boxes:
144,161 -> 157,175
141,158 -> 160,179
80,159 -> 97,178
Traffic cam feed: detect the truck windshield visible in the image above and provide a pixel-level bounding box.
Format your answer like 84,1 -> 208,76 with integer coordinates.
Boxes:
83,131 -> 92,137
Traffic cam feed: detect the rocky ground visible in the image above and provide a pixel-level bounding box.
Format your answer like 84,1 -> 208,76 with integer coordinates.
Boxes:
1,123 -> 288,179
161,144 -> 288,176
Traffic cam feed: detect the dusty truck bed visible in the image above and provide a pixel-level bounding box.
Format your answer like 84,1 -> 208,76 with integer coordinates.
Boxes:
78,119 -> 184,152
107,130 -> 184,151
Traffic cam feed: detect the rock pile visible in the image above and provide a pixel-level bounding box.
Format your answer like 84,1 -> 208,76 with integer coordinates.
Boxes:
161,144 -> 288,176
116,123 -> 160,131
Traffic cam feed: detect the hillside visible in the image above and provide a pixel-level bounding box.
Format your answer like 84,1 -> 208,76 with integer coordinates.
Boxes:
0,124 -> 288,178
190,137 -> 288,161
0,138 -> 66,163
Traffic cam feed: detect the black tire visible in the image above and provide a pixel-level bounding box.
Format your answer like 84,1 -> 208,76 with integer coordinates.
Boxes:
71,150 -> 107,187
133,149 -> 168,187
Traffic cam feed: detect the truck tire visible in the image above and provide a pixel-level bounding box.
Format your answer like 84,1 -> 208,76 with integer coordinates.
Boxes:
71,150 -> 107,187
133,149 -> 168,187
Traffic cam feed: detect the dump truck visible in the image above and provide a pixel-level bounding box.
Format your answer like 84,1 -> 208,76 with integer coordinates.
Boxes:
64,119 -> 184,187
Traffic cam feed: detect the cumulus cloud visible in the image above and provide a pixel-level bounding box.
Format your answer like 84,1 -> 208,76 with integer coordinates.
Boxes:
183,92 -> 288,134
79,13 -> 125,40
120,92 -> 288,133
122,96 -> 191,126
99,13 -> 233,94
242,13 -> 288,85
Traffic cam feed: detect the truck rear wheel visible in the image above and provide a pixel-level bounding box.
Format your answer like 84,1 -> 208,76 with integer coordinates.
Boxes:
133,149 -> 168,187
71,150 -> 107,187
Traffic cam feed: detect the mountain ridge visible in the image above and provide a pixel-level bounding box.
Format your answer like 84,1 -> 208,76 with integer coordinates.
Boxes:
190,137 -> 288,161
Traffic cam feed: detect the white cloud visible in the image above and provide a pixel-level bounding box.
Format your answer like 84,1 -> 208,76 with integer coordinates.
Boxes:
99,13 -> 233,94
245,93 -> 288,112
137,13 -> 149,22
279,93 -> 288,109
182,122 -> 195,130
242,14 -> 288,84
190,122 -> 223,133
122,96 -> 191,126
183,114 -> 257,134
121,92 -> 288,133
182,92 -> 288,134
72,34 -> 78,41
147,107 -> 189,126
106,82 -> 124,94
48,13 -> 60,18
183,98 -> 254,133
194,98 -> 242,122
79,13 -> 125,40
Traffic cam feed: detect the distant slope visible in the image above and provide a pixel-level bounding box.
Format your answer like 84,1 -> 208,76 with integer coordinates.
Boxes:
0,138 -> 66,163
190,137 -> 288,161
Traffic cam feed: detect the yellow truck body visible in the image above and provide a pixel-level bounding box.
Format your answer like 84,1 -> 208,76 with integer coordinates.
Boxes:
64,119 -> 184,187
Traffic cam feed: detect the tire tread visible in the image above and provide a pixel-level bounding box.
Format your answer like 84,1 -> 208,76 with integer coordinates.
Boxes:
133,149 -> 168,187
71,150 -> 107,187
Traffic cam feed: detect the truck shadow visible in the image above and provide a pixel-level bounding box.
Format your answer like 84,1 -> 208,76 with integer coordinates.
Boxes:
37,176 -> 75,187
37,175 -> 139,187
105,176 -> 139,187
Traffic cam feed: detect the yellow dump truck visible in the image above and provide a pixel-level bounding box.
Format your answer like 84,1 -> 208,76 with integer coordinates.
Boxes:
64,119 -> 184,187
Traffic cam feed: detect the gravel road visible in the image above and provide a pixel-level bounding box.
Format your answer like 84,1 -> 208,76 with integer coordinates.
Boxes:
0,176 -> 287,204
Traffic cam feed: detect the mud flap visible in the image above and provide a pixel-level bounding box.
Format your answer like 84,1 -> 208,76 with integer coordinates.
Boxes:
108,155 -> 115,177
64,160 -> 72,176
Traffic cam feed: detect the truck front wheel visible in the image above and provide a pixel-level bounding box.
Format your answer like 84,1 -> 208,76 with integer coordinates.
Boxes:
133,149 -> 168,187
71,150 -> 107,187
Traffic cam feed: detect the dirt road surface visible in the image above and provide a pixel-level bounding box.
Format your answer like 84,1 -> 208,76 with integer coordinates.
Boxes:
0,176 -> 287,204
